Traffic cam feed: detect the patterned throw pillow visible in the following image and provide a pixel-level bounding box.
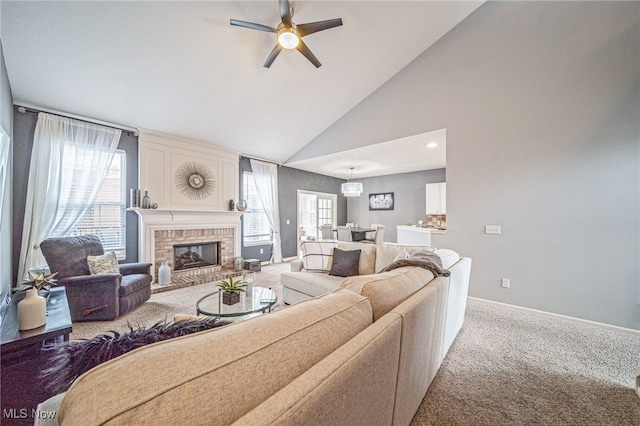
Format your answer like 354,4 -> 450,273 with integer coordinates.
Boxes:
301,241 -> 338,272
87,251 -> 119,275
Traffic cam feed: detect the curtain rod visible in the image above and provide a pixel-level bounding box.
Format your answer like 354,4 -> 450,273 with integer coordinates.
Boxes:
16,104 -> 139,137
240,155 -> 282,167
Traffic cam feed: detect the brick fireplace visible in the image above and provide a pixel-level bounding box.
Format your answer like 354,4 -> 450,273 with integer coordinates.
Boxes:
132,209 -> 243,289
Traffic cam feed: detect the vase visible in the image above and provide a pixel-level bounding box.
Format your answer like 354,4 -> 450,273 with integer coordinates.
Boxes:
141,189 -> 151,209
18,288 -> 46,331
158,261 -> 171,286
222,291 -> 240,305
233,257 -> 244,271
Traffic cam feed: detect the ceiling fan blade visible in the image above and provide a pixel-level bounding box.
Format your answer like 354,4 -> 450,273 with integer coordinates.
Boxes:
279,0 -> 293,26
230,19 -> 277,33
264,44 -> 283,68
296,39 -> 322,68
297,18 -> 343,37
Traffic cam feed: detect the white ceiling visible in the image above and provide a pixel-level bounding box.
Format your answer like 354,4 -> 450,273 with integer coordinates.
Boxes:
287,128 -> 446,179
0,1 -> 482,175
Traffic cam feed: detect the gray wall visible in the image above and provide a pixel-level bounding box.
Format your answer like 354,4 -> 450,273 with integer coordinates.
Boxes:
12,109 -> 140,284
278,166 -> 347,259
347,169 -> 445,243
0,40 -> 13,302
290,2 -> 640,330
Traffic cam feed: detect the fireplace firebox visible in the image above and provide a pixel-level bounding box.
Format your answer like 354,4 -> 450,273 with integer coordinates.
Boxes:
173,242 -> 220,271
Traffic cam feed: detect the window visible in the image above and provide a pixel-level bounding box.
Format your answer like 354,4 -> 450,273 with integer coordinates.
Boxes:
243,171 -> 272,245
70,150 -> 127,258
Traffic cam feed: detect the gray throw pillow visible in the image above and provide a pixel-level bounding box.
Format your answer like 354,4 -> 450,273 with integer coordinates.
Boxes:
329,248 -> 361,277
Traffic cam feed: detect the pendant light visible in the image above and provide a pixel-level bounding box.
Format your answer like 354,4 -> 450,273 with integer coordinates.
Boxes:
341,167 -> 363,197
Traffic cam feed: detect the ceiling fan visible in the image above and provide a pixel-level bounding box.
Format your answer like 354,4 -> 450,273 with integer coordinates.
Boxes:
230,0 -> 343,68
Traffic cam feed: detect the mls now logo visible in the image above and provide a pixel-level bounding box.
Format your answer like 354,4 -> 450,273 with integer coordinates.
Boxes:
2,408 -> 57,420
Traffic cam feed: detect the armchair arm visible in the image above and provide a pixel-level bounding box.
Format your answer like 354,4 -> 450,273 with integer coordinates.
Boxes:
291,260 -> 304,272
58,274 -> 122,287
57,274 -> 121,321
119,262 -> 152,276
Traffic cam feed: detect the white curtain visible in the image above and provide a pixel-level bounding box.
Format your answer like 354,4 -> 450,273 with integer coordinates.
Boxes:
18,113 -> 121,280
250,159 -> 282,263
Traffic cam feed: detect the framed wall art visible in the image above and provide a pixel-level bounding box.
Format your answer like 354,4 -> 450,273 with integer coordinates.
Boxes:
368,192 -> 394,211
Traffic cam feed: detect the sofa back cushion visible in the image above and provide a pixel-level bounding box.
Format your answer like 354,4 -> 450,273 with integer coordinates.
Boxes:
300,240 -> 337,272
340,266 -> 434,321
375,243 -> 436,273
337,242 -> 377,275
58,289 -> 373,426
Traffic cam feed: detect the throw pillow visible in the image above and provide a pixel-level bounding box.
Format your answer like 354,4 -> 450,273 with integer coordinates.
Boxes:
87,251 -> 119,274
329,248 -> 361,277
301,241 -> 337,272
40,317 -> 229,394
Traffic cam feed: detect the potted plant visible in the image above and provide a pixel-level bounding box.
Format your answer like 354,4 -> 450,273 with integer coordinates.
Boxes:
217,276 -> 246,305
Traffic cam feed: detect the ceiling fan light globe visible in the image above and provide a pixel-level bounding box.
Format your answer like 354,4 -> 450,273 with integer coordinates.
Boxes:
278,29 -> 299,49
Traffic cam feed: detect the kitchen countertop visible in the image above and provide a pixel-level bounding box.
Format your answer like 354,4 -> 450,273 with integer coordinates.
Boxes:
397,225 -> 447,234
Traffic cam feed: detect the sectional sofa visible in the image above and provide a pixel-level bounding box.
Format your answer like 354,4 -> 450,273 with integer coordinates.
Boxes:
37,243 -> 471,425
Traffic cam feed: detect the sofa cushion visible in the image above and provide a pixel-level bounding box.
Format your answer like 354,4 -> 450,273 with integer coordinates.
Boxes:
340,266 -> 435,321
87,251 -> 119,275
300,241 -> 337,272
281,271 -> 344,298
329,248 -> 361,277
337,242 -> 377,275
58,289 -> 373,425
375,243 -> 436,273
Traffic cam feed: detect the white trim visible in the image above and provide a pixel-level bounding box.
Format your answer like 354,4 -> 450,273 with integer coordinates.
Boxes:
132,209 -> 243,269
469,297 -> 640,336
282,256 -> 297,262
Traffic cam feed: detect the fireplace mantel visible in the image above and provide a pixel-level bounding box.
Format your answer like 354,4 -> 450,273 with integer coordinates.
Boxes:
130,208 -> 242,273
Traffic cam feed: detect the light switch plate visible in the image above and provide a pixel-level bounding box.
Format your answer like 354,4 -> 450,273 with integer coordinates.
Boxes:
485,225 -> 501,234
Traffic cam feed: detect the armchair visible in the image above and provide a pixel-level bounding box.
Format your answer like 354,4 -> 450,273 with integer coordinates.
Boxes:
40,235 -> 152,321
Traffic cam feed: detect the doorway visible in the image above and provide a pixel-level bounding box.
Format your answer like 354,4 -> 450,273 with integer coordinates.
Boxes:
297,190 -> 337,254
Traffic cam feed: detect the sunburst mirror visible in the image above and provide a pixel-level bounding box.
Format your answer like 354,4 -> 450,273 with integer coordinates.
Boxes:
174,161 -> 216,200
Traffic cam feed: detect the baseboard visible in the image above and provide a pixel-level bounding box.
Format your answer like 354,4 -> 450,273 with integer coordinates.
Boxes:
468,297 -> 640,336
281,256 -> 297,262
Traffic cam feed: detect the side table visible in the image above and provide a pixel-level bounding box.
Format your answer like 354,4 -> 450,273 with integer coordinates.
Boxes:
1,286 -> 72,425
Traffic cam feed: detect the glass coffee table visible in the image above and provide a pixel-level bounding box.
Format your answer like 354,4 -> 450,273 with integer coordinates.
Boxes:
196,286 -> 277,318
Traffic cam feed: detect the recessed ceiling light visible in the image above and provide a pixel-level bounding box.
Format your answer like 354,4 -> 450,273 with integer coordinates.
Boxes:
427,142 -> 438,149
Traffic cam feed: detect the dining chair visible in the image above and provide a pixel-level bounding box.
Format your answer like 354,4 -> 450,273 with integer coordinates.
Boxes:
320,224 -> 335,240
373,225 -> 386,244
366,223 -> 383,241
336,226 -> 353,242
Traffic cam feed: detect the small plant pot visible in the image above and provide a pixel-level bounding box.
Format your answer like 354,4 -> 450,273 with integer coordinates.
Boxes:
222,291 -> 240,305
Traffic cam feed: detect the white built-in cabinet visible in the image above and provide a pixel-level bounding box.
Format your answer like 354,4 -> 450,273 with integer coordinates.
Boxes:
426,182 -> 446,215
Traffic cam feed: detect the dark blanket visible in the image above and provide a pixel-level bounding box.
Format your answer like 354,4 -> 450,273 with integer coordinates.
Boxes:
40,317 -> 229,394
378,250 -> 451,277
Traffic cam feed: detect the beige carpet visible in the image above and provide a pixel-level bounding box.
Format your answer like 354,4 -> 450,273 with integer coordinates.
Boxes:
70,264 -> 640,424
412,299 -> 640,425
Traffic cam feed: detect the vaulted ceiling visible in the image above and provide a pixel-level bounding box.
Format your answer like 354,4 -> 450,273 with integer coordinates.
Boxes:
1,1 -> 483,174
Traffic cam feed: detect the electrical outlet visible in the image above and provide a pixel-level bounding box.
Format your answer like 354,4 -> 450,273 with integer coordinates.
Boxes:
286,219 -> 290,225
485,225 -> 501,234
260,248 -> 264,254
501,278 -> 510,288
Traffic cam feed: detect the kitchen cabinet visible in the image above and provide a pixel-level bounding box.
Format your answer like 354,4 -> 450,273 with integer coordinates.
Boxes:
426,182 -> 446,215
